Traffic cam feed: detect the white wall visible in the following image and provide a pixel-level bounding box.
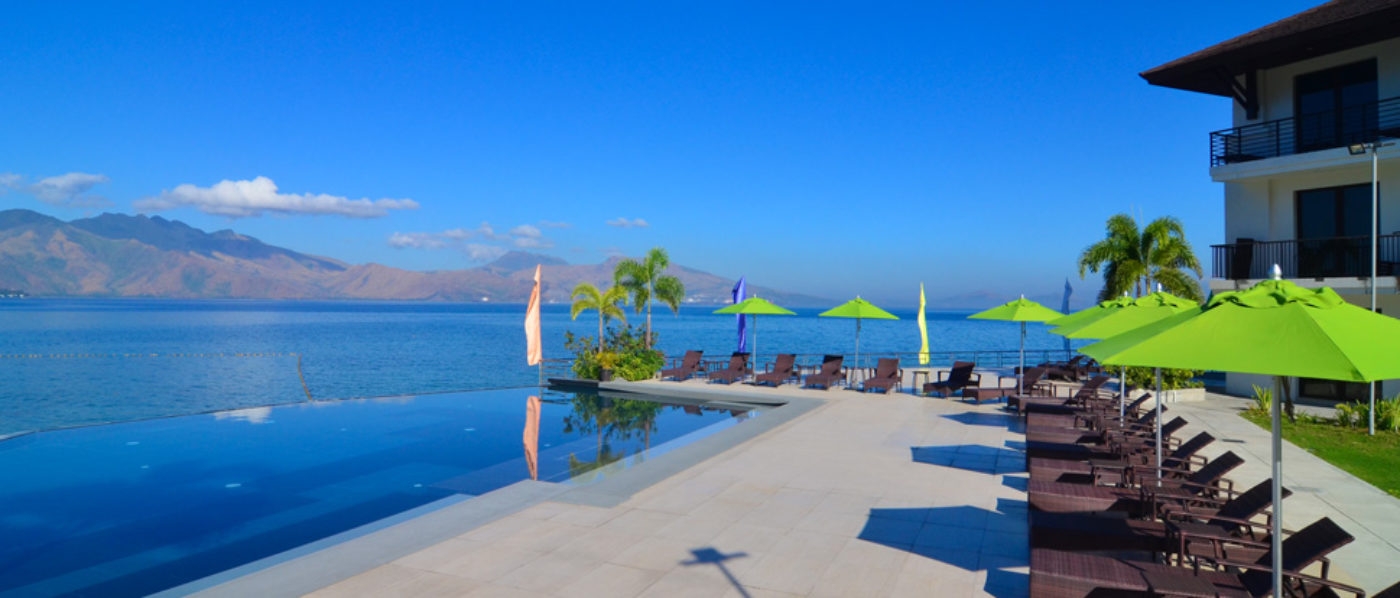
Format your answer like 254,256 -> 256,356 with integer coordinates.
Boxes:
1222,160 -> 1400,243
1231,37 -> 1400,127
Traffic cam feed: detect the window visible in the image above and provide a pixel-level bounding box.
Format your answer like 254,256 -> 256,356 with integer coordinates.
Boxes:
1295,184 -> 1376,277
1299,378 -> 1370,402
1294,59 -> 1378,152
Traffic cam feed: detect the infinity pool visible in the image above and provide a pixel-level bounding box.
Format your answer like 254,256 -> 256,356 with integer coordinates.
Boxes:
0,388 -> 751,596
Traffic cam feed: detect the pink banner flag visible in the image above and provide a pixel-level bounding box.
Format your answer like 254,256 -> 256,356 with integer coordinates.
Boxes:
523,395 -> 541,480
525,264 -> 542,366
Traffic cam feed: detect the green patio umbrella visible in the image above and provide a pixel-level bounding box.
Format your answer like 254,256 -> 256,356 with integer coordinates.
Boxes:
713,297 -> 795,366
1080,274 -> 1400,598
1045,293 -> 1136,329
1052,290 -> 1199,477
1046,294 -> 1138,417
968,296 -> 1063,395
818,297 -> 899,370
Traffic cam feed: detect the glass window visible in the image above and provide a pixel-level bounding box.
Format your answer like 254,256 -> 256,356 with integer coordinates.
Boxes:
1295,60 -> 1378,152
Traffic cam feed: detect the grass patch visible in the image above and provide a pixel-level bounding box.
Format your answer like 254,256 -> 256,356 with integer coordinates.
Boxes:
1241,411 -> 1400,499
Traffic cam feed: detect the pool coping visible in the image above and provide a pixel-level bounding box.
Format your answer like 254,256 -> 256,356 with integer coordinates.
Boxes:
174,388 -> 824,598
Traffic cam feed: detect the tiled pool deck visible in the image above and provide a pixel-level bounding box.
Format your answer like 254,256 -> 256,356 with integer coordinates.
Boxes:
196,376 -> 1400,597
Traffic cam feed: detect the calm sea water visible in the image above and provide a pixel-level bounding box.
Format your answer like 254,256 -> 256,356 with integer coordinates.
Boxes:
0,299 -> 1079,434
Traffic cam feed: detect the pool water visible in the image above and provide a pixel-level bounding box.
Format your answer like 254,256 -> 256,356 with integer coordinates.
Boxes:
0,388 -> 751,597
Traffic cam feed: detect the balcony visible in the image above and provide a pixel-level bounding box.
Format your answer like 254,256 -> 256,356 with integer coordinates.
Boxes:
1210,96 -> 1400,167
1211,234 -> 1400,280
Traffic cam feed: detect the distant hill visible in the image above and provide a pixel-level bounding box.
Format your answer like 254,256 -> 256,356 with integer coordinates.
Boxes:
0,209 -> 828,305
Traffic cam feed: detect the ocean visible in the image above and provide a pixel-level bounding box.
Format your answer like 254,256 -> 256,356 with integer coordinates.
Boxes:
0,298 -> 1079,435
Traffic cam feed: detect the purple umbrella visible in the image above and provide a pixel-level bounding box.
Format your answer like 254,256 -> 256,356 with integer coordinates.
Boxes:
732,276 -> 747,353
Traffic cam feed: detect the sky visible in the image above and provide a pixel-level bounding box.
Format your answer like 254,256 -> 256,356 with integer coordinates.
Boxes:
0,1 -> 1322,306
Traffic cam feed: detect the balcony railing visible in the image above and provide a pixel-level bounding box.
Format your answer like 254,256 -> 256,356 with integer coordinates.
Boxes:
1210,95 -> 1400,167
1211,234 -> 1400,280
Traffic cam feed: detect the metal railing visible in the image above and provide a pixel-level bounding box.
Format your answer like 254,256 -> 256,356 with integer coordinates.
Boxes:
669,349 -> 1077,380
1209,95 -> 1400,166
1211,234 -> 1400,279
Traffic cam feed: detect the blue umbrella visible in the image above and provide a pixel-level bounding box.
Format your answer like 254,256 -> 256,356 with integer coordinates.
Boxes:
732,276 -> 747,353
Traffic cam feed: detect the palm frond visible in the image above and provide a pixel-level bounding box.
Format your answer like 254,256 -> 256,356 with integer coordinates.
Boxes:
570,282 -> 602,320
653,275 -> 685,314
1150,268 -> 1203,302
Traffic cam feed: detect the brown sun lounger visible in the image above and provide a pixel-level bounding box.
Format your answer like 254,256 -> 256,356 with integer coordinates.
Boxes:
1029,479 -> 1291,554
922,361 -> 980,397
660,350 -> 704,381
1028,451 -> 1245,516
804,354 -> 846,389
708,352 -> 751,384
753,353 -> 797,386
1028,427 -> 1208,484
1029,517 -> 1360,598
860,358 -> 902,393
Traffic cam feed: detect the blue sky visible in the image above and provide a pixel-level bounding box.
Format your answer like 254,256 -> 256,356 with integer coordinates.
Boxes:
0,1 -> 1320,305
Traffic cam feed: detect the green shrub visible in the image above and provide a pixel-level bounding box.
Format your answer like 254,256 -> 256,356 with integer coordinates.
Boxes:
565,324 -> 665,381
1380,395 -> 1400,433
1248,384 -> 1273,416
1332,395 -> 1400,432
1125,367 -> 1204,391
1335,402 -> 1365,428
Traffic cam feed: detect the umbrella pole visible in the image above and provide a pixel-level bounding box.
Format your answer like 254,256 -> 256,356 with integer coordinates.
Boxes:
753,315 -> 758,372
1154,367 -> 1162,487
1119,365 -> 1127,419
1271,376 -> 1284,598
855,318 -> 861,373
1019,322 -> 1026,396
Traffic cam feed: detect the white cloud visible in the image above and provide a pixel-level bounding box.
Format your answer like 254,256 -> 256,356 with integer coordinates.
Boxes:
391,221 -> 554,256
510,224 -> 541,238
465,244 -> 508,261
134,176 -> 418,219
606,217 -> 649,228
1,172 -> 112,207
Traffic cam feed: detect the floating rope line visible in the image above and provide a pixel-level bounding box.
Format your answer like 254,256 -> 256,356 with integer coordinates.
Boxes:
2,351 -> 316,401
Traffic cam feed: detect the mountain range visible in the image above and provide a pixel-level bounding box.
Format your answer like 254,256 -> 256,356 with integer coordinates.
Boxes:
0,209 -> 830,305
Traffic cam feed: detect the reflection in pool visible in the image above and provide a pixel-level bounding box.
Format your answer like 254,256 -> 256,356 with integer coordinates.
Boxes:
0,388 -> 752,597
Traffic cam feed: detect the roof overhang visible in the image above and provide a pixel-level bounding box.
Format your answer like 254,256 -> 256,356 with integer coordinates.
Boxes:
1141,0 -> 1400,98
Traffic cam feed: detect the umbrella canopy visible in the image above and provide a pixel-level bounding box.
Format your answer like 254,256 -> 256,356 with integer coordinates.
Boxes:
1080,277 -> 1400,598
1053,291 -> 1198,340
819,297 -> 899,369
713,297 -> 796,316
713,297 -> 795,366
968,297 -> 1063,396
1080,281 -> 1400,380
968,296 -> 1063,323
1045,294 -> 1136,329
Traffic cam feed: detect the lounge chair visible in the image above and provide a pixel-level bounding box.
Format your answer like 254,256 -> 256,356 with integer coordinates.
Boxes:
1029,517 -> 1361,598
1029,479 -> 1291,555
967,366 -> 1051,403
708,352 -> 751,384
922,361 -> 980,397
1027,451 -> 1245,516
860,358 -> 902,393
804,354 -> 846,389
754,353 -> 797,386
1027,429 -> 1211,484
660,350 -> 703,381
1043,355 -> 1086,381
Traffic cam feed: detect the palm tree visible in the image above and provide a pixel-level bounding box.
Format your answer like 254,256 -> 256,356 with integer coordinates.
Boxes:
613,247 -> 685,348
570,282 -> 628,351
1078,214 -> 1204,301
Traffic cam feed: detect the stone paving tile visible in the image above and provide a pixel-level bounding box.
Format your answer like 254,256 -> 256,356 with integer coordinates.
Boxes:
554,563 -> 662,598
305,563 -> 480,597
305,381 -> 1049,597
